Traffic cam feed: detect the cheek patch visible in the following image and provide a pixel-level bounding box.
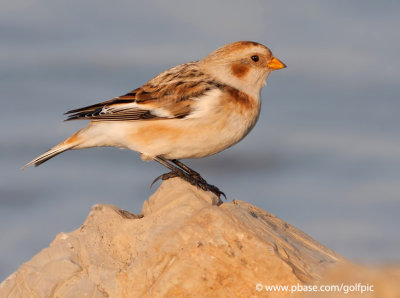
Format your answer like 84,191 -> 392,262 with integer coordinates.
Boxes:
231,63 -> 250,78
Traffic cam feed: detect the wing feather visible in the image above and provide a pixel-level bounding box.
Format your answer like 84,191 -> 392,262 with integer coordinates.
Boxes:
65,62 -> 224,121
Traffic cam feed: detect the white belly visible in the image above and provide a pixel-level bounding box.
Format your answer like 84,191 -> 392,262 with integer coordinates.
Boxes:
129,103 -> 259,159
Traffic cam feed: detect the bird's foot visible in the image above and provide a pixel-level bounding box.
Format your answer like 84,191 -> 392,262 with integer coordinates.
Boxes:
151,169 -> 226,200
187,172 -> 207,185
170,159 -> 207,184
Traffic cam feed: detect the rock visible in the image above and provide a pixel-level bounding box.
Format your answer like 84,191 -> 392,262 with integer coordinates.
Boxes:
302,263 -> 400,298
1,178 -> 345,297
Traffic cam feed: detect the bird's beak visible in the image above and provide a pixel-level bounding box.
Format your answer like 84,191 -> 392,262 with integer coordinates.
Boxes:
267,57 -> 286,70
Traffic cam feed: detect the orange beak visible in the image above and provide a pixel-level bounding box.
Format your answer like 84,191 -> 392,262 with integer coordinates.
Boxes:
267,57 -> 286,70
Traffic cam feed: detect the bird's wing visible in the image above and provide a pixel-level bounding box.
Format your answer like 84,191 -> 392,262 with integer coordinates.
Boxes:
65,62 -> 224,121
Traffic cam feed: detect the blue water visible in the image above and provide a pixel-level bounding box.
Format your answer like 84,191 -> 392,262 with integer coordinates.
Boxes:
1,0 -> 400,281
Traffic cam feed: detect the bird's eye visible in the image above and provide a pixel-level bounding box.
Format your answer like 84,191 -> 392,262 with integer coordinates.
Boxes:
251,55 -> 259,62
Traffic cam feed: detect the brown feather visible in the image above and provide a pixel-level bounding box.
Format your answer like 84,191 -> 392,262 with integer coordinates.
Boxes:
65,62 -> 225,121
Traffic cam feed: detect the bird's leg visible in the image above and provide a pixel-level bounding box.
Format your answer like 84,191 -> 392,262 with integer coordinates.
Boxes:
170,159 -> 206,183
152,156 -> 226,199
150,157 -> 184,186
170,159 -> 225,199
153,156 -> 180,172
150,158 -> 203,190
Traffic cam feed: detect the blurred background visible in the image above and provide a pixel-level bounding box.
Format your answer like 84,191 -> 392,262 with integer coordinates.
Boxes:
1,0 -> 399,280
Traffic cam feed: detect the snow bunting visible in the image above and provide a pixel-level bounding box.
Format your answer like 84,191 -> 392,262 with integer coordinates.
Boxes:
23,41 -> 286,198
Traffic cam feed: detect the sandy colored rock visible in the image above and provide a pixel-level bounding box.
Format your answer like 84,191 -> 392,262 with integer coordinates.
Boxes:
300,263 -> 400,298
1,178 -> 345,297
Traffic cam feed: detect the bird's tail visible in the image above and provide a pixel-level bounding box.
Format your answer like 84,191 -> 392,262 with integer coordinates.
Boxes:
22,131 -> 82,169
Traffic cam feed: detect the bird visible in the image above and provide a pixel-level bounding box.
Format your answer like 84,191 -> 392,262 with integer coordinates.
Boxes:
23,41 -> 286,198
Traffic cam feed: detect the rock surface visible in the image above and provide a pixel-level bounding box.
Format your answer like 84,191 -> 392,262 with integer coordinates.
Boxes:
302,263 -> 400,298
1,178 -> 345,297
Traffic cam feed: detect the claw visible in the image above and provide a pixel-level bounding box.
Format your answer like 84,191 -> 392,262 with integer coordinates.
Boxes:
150,175 -> 163,189
199,183 -> 226,200
150,171 -> 179,189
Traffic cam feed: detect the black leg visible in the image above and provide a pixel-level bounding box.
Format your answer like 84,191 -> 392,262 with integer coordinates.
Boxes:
150,156 -> 186,187
152,156 -> 226,200
153,156 -> 180,172
170,159 -> 206,183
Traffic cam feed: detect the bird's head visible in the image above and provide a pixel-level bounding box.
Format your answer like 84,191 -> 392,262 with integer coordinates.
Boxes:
200,41 -> 286,99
